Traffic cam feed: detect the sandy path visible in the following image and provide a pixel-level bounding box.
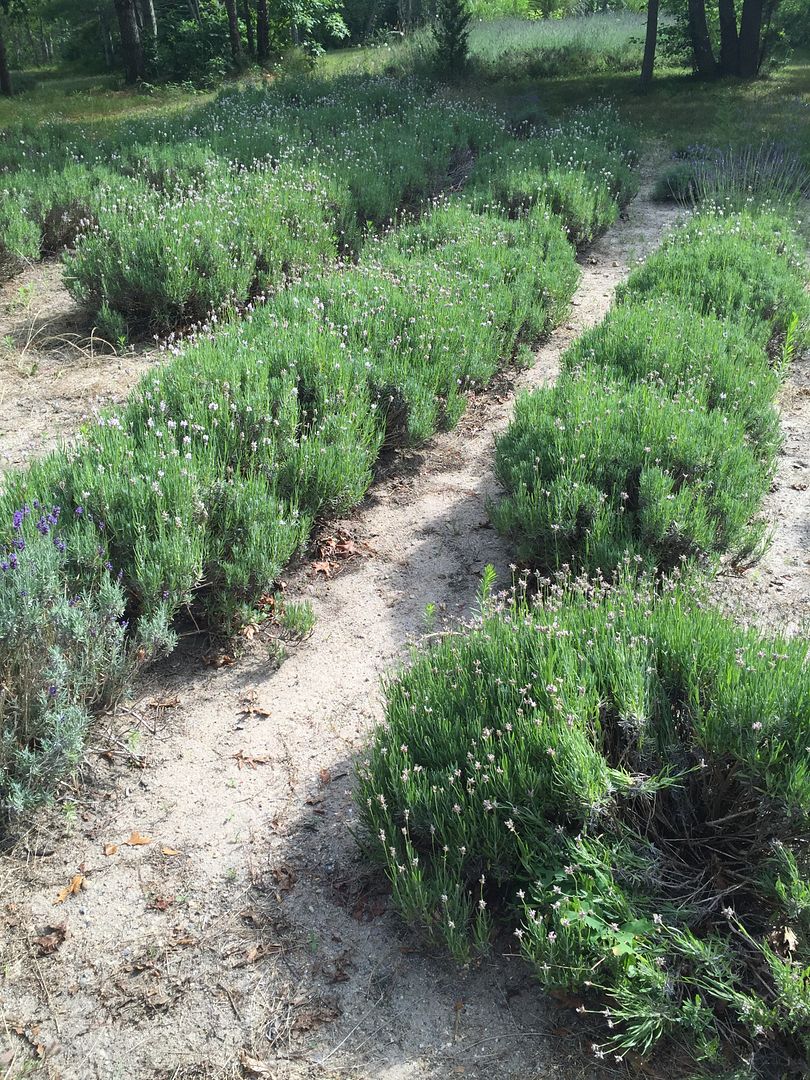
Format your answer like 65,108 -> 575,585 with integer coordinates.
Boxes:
0,261 -> 160,476
0,178 -> 696,1080
712,347 -> 810,637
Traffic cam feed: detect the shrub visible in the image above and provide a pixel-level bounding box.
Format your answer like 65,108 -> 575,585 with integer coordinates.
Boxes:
653,144 -> 810,207
356,573 -> 810,1068
561,300 -> 782,454
469,104 -> 639,245
63,163 -> 345,336
492,369 -> 772,573
618,210 -> 810,341
0,505 -> 130,817
493,209 -> 808,577
0,200 -> 39,281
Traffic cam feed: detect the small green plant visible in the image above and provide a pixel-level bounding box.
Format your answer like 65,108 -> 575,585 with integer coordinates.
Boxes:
356,573 -> 810,1069
433,0 -> 472,76
279,599 -> 317,639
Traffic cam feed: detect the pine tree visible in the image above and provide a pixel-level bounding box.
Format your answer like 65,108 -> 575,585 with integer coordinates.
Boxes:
433,0 -> 470,76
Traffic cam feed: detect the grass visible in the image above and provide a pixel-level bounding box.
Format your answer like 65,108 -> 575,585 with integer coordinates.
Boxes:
492,209 -> 809,576
323,14 -> 646,82
0,71 -> 214,127
356,572 -> 810,1070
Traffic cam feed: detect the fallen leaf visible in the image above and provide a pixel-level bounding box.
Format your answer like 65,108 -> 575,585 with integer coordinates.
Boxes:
239,1050 -> 274,1077
271,865 -> 296,893
161,847 -> 181,857
318,768 -> 331,786
148,695 -> 180,710
150,895 -> 174,912
238,696 -> 272,720
125,831 -> 152,847
53,875 -> 85,905
103,844 -> 119,856
784,926 -> 799,953
242,941 -> 283,964
233,750 -> 271,770
311,560 -> 333,577
34,922 -> 67,955
205,652 -> 234,668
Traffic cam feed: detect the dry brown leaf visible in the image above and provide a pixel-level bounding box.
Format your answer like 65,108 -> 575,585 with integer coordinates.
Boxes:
233,749 -> 271,770
103,843 -> 119,856
34,922 -> 67,955
125,831 -> 152,847
161,847 -> 181,857
53,875 -> 84,905
149,695 -> 180,710
242,941 -> 283,965
311,560 -> 333,577
318,768 -> 331,786
238,1050 -> 274,1077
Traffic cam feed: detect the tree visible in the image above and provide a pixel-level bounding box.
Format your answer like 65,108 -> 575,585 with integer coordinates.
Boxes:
242,0 -> 254,55
717,0 -> 739,72
0,18 -> 11,96
738,0 -> 765,74
255,0 -> 268,61
686,0 -> 716,75
223,0 -> 242,63
640,0 -> 659,88
113,0 -> 144,82
433,0 -> 470,75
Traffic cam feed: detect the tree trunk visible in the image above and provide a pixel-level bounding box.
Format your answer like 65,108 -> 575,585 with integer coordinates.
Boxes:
139,0 -> 158,39
0,20 -> 12,97
224,0 -> 243,64
242,0 -> 254,55
256,0 -> 269,63
718,0 -> 739,73
687,0 -> 716,76
640,0 -> 659,89
738,0 -> 763,76
114,0 -> 144,84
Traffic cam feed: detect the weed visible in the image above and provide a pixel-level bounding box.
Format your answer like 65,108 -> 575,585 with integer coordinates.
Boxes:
279,599 -> 317,639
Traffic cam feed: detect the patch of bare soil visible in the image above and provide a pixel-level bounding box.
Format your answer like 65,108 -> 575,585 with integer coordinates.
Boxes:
0,174 -> 733,1080
711,348 -> 810,636
0,260 -> 159,475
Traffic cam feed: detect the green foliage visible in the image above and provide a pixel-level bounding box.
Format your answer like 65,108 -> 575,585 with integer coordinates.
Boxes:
493,209 -> 809,577
0,505 -> 152,818
356,573 -> 810,1067
433,0 -> 472,75
468,102 -> 639,246
653,145 -> 810,208
278,598 -> 317,638
63,162 -> 343,336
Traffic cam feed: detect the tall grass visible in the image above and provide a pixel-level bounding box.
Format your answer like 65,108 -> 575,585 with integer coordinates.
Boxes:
654,143 -> 810,207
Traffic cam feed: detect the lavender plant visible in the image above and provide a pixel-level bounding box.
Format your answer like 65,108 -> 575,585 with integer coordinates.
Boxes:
357,572 -> 810,1069
0,506 -> 129,816
493,209 -> 809,578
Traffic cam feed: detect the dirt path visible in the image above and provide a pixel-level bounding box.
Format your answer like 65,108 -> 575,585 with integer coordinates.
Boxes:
0,178 -> 698,1080
0,261 -> 159,476
712,347 -> 810,637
